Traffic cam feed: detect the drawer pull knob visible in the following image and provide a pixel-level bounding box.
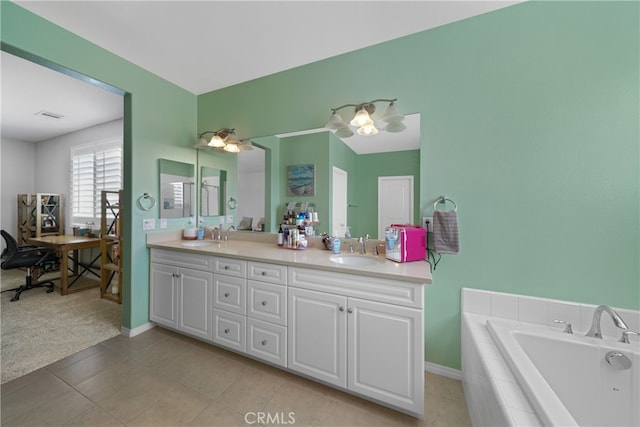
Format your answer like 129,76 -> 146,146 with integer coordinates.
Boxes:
339,306 -> 344,312
224,265 -> 230,270
261,340 -> 267,346
224,292 -> 230,298
261,301 -> 267,306
224,328 -> 229,334
261,271 -> 267,276
348,308 -> 353,314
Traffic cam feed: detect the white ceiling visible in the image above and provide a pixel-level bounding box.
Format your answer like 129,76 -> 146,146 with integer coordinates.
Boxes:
14,1 -> 519,95
1,51 -> 124,143
2,1 -> 520,145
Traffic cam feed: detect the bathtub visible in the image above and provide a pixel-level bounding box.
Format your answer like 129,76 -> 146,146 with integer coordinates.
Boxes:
488,318 -> 640,427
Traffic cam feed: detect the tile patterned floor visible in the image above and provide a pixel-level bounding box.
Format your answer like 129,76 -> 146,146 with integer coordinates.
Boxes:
1,327 -> 471,426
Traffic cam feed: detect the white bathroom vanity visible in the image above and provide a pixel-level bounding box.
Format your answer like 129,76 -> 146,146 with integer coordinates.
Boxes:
147,233 -> 432,418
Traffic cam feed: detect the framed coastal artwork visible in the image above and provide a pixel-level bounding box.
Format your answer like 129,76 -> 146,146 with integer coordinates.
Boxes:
287,164 -> 315,196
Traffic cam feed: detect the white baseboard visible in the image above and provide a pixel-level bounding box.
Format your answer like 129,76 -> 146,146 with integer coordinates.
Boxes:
424,361 -> 462,381
121,322 -> 155,337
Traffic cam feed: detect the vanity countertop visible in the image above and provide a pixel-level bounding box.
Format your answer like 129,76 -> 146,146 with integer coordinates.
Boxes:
147,238 -> 432,285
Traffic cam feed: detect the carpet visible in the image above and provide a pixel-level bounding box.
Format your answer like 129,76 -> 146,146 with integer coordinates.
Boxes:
1,269 -> 122,383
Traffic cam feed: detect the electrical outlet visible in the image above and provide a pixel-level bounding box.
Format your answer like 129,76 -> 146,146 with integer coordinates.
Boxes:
160,218 -> 168,229
422,216 -> 433,233
226,215 -> 234,223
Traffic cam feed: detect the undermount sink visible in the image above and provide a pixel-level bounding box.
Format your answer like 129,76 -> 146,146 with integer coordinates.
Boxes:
329,255 -> 385,266
181,241 -> 214,247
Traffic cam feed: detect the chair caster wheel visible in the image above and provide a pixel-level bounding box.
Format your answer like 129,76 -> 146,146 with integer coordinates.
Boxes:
46,287 -> 54,293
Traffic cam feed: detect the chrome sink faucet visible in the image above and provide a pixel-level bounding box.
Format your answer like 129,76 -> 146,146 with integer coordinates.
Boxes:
585,305 -> 629,339
358,234 -> 369,254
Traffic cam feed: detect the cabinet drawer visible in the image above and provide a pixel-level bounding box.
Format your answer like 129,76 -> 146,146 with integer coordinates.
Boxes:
288,267 -> 423,309
214,275 -> 246,315
247,318 -> 287,367
214,257 -> 247,278
151,248 -> 213,271
248,262 -> 287,285
213,309 -> 246,353
247,281 -> 286,326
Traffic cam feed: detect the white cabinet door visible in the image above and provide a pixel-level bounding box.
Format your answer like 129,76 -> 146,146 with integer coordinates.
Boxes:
150,263 -> 177,328
347,298 -> 424,415
247,318 -> 287,367
214,275 -> 246,315
288,287 -> 347,388
178,268 -> 213,341
248,280 -> 286,326
213,309 -> 246,353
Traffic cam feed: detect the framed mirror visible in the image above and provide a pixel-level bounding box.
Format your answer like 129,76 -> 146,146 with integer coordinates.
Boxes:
242,113 -> 420,237
201,166 -> 226,217
159,159 -> 195,218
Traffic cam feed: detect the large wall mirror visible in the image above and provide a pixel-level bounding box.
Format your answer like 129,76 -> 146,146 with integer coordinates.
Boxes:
159,158 -> 195,218
233,113 -> 421,238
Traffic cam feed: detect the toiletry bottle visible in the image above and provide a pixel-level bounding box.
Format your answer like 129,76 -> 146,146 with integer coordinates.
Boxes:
332,231 -> 341,254
197,218 -> 205,240
277,225 -> 284,246
345,226 -> 351,239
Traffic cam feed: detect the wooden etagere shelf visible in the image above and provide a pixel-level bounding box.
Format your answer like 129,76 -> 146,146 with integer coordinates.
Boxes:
100,190 -> 123,304
17,193 -> 64,244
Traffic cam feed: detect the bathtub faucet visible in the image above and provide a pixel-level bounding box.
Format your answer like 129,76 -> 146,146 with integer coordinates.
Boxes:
585,305 -> 629,339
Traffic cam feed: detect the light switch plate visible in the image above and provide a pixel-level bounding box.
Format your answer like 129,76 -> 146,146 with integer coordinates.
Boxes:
143,218 -> 156,230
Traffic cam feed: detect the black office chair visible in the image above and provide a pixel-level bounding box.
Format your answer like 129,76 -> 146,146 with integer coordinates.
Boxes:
1,230 -> 58,301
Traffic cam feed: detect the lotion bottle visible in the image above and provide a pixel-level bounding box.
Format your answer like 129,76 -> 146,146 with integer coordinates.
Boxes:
332,231 -> 341,254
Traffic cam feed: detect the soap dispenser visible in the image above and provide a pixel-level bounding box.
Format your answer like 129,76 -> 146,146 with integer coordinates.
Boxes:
332,230 -> 341,254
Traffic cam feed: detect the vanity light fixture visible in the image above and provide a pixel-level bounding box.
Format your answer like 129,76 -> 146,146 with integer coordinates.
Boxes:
196,128 -> 253,153
325,98 -> 405,138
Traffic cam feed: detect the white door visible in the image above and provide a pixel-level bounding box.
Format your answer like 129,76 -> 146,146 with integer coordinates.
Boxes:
288,287 -> 347,388
178,268 -> 213,341
149,263 -> 178,328
377,176 -> 414,239
332,167 -> 348,237
347,297 -> 424,415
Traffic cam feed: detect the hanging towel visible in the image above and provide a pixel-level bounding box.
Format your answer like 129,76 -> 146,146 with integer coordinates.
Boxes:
433,210 -> 460,254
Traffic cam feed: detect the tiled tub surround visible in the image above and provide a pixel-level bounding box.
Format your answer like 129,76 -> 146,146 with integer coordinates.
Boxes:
461,288 -> 640,427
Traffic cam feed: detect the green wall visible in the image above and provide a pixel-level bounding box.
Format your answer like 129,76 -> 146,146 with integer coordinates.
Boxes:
280,133 -> 330,228
4,1 -> 637,371
197,1 -> 639,369
355,150 -> 421,237
1,2 -> 198,330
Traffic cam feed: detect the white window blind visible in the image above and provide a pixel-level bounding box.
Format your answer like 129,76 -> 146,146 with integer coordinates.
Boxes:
70,139 -> 122,225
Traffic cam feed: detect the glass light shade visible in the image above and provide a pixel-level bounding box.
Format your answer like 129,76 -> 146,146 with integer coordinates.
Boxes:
384,121 -> 406,133
208,134 -> 226,148
357,124 -> 379,136
223,142 -> 240,153
382,102 -> 404,123
350,108 -> 373,127
325,112 -> 347,130
335,126 -> 354,138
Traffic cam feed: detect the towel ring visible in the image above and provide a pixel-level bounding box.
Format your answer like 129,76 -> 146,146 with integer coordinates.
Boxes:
136,193 -> 156,211
434,196 -> 457,212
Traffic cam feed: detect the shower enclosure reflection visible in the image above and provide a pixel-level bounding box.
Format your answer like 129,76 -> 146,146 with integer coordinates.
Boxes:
159,158 -> 195,218
201,166 -> 226,217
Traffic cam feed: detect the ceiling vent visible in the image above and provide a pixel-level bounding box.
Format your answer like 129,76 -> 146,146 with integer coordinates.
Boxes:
34,110 -> 64,119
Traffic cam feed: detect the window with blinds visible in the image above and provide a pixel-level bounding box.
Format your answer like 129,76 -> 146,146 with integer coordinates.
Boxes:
70,139 -> 122,225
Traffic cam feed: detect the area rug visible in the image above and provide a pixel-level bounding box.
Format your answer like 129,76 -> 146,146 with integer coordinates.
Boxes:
1,269 -> 122,383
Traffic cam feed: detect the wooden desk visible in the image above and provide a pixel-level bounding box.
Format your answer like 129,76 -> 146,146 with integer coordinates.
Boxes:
27,235 -> 101,295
